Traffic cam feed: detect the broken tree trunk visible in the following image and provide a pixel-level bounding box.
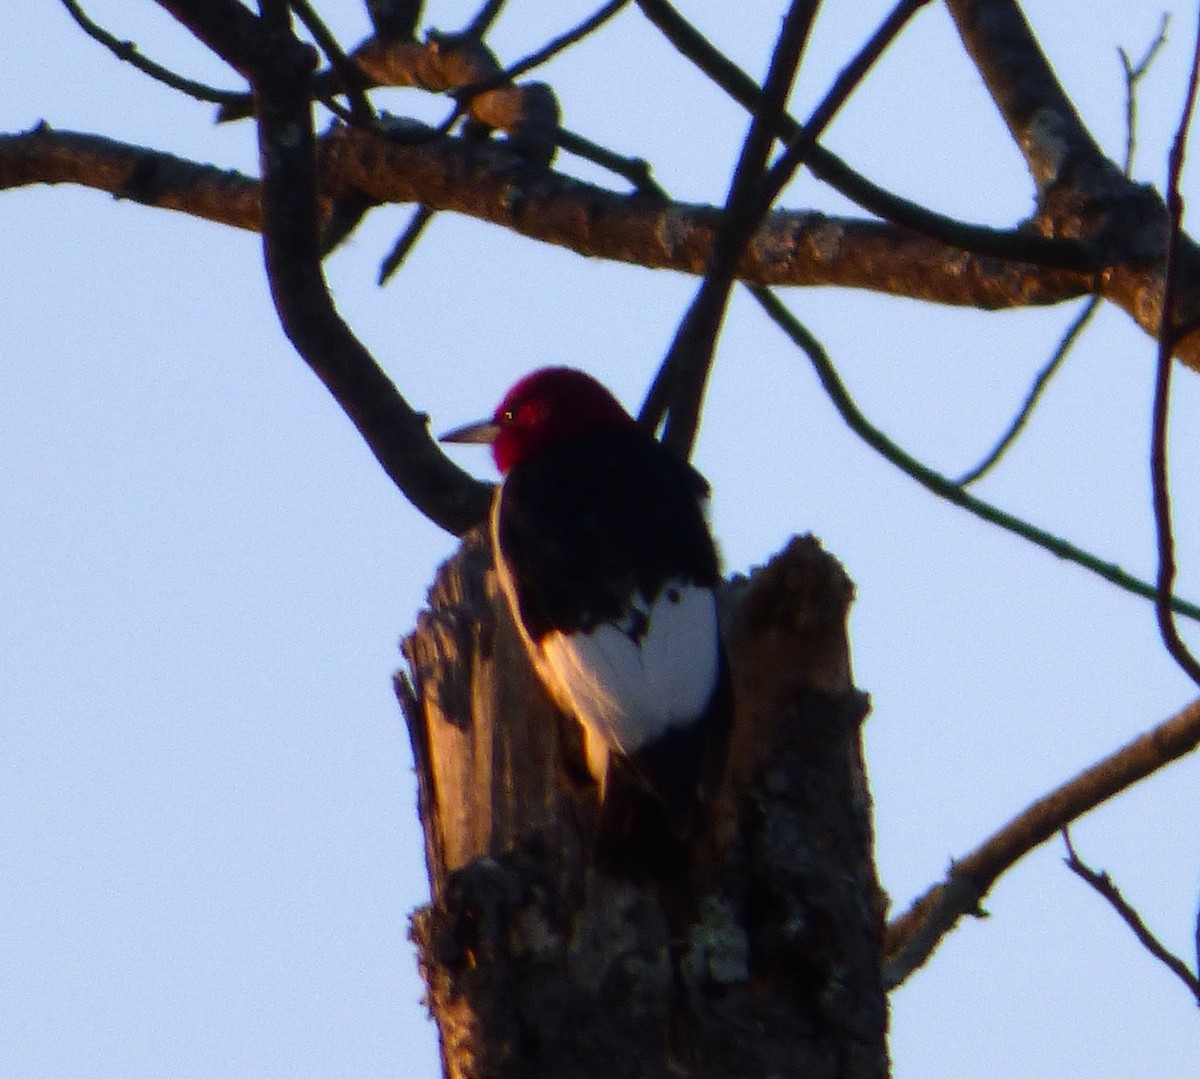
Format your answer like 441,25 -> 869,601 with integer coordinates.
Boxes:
399,529 -> 888,1079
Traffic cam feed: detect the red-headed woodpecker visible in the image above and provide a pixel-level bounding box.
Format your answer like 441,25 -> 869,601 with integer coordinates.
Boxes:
441,367 -> 729,837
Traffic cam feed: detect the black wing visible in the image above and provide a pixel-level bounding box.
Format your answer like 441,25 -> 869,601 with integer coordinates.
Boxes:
496,426 -> 720,641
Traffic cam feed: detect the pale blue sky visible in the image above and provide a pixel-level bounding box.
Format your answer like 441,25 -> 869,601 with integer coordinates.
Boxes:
3,2 -> 1199,1076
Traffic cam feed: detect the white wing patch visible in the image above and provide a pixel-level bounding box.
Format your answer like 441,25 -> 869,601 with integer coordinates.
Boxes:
490,499 -> 719,796
536,583 -> 719,784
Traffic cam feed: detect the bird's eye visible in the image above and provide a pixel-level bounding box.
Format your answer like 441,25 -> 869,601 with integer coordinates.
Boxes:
500,408 -> 516,425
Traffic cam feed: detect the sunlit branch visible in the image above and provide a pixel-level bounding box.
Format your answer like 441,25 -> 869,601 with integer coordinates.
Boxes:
883,696 -> 1200,988
942,0 -> 1107,184
0,122 -> 1093,308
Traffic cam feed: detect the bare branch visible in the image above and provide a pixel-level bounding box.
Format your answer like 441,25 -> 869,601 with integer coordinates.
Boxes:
1120,13 -> 1171,174
246,3 -> 492,533
955,296 -> 1100,487
634,0 -> 1094,270
1062,829 -> 1200,1006
15,110 -> 1200,375
749,285 -> 1200,624
883,697 -> 1200,989
753,0 -> 933,217
1150,12 -> 1200,687
943,0 -> 1109,191
0,124 -> 265,228
60,0 -> 243,105
0,121 -> 1084,305
365,0 -> 422,41
289,0 -> 375,123
649,0 -> 820,458
0,119 -> 1121,304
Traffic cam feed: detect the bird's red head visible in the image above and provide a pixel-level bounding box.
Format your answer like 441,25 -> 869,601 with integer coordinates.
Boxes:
442,367 -> 635,474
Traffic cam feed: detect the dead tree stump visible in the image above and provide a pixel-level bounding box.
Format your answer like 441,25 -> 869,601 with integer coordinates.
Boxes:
399,528 -> 888,1079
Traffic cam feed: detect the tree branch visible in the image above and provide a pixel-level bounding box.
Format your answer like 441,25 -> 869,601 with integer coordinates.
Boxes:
10,115 -> 1200,372
954,296 -> 1100,487
943,0 -> 1109,190
883,696 -> 1200,989
59,0 -> 244,106
247,4 -> 492,534
150,0 -> 274,76
634,0 -> 1095,269
749,285 -> 1200,624
651,0 -> 819,457
1150,11 -> 1200,687
1061,829 -> 1200,1006
0,122 -> 1085,299
0,124 -> 264,228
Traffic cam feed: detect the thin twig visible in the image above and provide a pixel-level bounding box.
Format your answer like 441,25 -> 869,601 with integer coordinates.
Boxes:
1120,14 -> 1171,174
1151,12 -> 1200,686
644,0 -> 820,457
60,0 -> 243,105
633,0 -> 1094,272
882,696 -> 1200,988
1062,828 -> 1200,1006
555,128 -> 665,195
753,0 -> 933,218
457,0 -> 630,105
379,204 -> 436,284
958,19 -> 1169,489
955,293 -> 1099,488
749,284 -> 1200,623
466,0 -> 507,37
289,0 -> 375,123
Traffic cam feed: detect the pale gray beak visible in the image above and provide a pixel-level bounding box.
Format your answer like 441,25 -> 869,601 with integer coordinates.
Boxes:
439,418 -> 501,445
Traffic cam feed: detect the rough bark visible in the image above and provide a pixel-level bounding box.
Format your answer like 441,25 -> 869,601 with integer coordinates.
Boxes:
399,529 -> 887,1079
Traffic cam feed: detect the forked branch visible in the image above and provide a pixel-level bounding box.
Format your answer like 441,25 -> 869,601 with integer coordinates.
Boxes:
884,697 -> 1200,988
